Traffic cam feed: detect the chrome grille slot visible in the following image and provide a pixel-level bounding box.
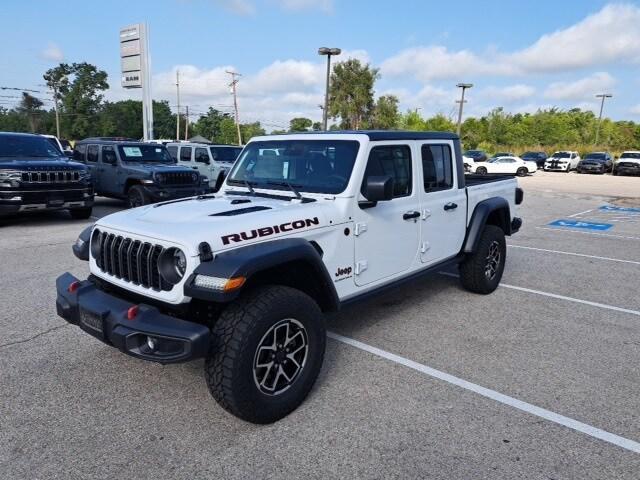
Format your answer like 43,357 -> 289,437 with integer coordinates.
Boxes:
95,233 -> 171,292
20,170 -> 81,183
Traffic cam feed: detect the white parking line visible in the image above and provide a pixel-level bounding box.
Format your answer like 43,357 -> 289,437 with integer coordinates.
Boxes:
508,244 -> 640,266
439,271 -> 640,318
567,209 -> 593,218
536,226 -> 640,241
328,332 -> 640,454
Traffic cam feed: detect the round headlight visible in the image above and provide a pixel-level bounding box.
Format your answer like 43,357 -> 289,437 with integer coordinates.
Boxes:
191,172 -> 199,183
158,247 -> 187,285
90,229 -> 102,259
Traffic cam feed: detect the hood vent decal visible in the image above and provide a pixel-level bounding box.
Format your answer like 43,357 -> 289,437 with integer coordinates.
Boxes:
210,206 -> 271,217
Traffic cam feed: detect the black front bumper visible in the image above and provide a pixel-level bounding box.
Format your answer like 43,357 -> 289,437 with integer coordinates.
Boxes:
0,186 -> 93,215
56,273 -> 210,364
143,185 -> 211,202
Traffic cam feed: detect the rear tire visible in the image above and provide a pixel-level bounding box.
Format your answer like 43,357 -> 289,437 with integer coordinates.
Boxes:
205,285 -> 326,424
69,207 -> 92,219
476,167 -> 487,175
459,225 -> 506,294
127,185 -> 148,208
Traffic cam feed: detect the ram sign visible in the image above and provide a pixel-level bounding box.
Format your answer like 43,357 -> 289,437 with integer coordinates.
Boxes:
119,24 -> 146,88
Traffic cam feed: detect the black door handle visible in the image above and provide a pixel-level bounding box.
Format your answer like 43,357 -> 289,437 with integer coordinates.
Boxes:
444,202 -> 458,211
403,211 -> 420,220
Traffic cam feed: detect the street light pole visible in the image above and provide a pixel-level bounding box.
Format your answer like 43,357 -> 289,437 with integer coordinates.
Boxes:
318,47 -> 341,131
456,83 -> 473,136
595,93 -> 612,145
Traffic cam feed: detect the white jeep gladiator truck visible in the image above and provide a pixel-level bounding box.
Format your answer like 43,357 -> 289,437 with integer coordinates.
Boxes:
56,131 -> 523,423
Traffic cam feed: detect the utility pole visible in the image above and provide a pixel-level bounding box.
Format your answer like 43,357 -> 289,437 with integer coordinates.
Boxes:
51,85 -> 61,139
226,70 -> 242,145
318,47 -> 341,131
184,105 -> 189,140
595,93 -> 612,145
455,83 -> 473,137
175,70 -> 180,141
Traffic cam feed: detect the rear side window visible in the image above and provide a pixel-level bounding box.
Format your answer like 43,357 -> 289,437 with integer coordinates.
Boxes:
73,144 -> 87,162
363,145 -> 412,198
167,145 -> 178,161
422,144 -> 453,192
87,145 -> 99,163
180,147 -> 192,162
195,147 -> 209,163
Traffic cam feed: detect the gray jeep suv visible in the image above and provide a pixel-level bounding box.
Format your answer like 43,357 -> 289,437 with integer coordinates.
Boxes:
74,138 -> 209,207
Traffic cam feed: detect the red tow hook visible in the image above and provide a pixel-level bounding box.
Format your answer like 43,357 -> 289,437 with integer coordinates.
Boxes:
67,280 -> 81,293
127,305 -> 139,320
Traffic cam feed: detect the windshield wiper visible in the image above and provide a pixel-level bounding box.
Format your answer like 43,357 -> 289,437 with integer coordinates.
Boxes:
267,181 -> 303,200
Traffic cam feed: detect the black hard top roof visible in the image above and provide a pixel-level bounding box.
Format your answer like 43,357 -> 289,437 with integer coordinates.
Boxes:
278,130 -> 459,141
0,131 -> 42,138
75,137 -> 143,145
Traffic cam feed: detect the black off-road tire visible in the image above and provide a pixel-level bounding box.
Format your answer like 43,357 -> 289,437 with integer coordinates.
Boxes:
459,225 -> 506,294
127,185 -> 148,208
205,285 -> 326,424
69,207 -> 92,219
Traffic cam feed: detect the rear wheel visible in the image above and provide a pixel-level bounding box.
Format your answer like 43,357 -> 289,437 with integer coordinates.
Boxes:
205,285 -> 326,423
476,166 -> 487,175
69,207 -> 92,219
459,225 -> 506,294
127,185 -> 148,208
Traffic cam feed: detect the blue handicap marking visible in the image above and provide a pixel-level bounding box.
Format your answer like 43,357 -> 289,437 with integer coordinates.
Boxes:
548,219 -> 613,231
599,205 -> 640,213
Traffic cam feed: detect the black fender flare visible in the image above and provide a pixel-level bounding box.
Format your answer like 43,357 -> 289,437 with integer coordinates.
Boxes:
462,197 -> 511,254
183,238 -> 339,311
72,224 -> 93,261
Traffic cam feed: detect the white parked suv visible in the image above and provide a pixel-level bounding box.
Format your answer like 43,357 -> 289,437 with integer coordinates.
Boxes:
469,156 -> 537,176
167,142 -> 243,191
544,151 -> 580,172
614,151 -> 640,176
57,131 -> 523,423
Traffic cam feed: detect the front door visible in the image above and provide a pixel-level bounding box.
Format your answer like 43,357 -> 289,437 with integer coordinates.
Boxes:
194,147 -> 212,178
354,143 -> 420,286
418,142 -> 467,264
99,146 -> 120,195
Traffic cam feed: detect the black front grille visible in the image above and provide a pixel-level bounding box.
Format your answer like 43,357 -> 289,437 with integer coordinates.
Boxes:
95,232 -> 170,291
21,171 -> 80,183
158,172 -> 196,186
618,162 -> 639,168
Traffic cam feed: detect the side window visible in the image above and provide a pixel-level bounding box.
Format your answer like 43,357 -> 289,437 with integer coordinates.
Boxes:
167,145 -> 178,161
180,147 -> 192,162
422,144 -> 453,192
362,145 -> 412,198
195,147 -> 209,164
102,146 -> 117,164
86,145 -> 99,163
73,144 -> 87,162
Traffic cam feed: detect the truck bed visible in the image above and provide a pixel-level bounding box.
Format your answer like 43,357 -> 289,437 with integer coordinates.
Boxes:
464,173 -> 516,187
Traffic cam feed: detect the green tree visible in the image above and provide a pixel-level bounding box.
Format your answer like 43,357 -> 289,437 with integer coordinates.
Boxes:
328,59 -> 379,129
370,95 -> 400,129
43,62 -> 109,139
312,121 -> 322,131
289,117 -> 313,132
16,92 -> 44,132
192,108 -> 232,141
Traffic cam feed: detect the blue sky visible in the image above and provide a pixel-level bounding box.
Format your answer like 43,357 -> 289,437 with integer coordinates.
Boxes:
2,0 -> 640,131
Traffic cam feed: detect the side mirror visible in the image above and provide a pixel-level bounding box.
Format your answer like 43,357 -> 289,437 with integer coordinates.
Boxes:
359,175 -> 394,209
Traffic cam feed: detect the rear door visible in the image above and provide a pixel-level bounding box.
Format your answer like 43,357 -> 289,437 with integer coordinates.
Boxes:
99,145 -> 120,195
194,147 -> 212,178
178,146 -> 193,169
418,141 -> 467,264
353,143 -> 420,286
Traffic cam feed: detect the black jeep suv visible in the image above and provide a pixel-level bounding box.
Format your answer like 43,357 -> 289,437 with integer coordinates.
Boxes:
0,132 -> 93,218
73,138 -> 209,208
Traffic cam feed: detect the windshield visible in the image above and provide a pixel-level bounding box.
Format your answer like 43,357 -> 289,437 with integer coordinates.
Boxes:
585,153 -> 606,160
117,144 -> 173,163
0,135 -> 64,158
210,146 -> 243,163
227,140 -> 360,194
620,152 -> 640,159
552,152 -> 571,158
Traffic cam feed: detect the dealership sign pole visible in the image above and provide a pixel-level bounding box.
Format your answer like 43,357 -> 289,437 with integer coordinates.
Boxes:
120,23 -> 154,141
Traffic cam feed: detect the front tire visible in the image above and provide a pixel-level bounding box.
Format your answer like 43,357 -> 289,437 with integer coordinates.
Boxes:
205,285 -> 326,424
459,225 -> 506,294
127,185 -> 148,208
516,167 -> 527,177
476,167 -> 487,175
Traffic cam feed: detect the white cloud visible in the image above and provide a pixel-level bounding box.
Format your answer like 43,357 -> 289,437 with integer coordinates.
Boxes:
481,84 -> 536,102
213,0 -> 255,15
543,72 -> 615,100
630,104 -> 640,115
40,42 -> 64,62
508,3 -> 640,73
244,59 -> 323,94
154,65 -> 234,99
275,0 -> 333,13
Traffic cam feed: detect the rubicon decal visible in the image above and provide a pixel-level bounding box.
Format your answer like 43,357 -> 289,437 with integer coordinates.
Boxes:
221,217 -> 320,245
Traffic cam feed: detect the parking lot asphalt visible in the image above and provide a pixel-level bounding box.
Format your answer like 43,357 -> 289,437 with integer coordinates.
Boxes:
1,172 -> 639,479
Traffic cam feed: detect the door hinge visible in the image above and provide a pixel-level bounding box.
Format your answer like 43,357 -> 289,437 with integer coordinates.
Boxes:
355,260 -> 368,275
422,209 -> 431,220
354,222 -> 367,236
421,241 -> 430,253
